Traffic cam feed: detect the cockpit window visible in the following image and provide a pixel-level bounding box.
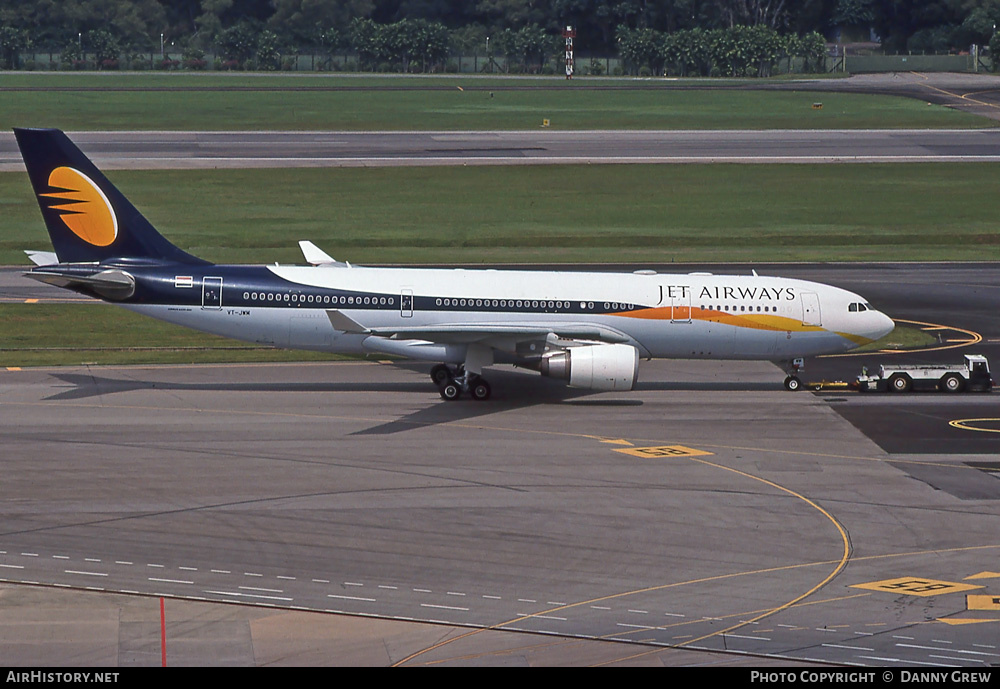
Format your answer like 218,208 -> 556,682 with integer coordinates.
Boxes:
848,302 -> 869,313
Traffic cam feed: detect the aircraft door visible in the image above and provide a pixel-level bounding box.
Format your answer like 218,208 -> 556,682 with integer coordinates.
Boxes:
800,291 -> 821,326
400,289 -> 413,318
671,290 -> 692,323
202,276 -> 223,309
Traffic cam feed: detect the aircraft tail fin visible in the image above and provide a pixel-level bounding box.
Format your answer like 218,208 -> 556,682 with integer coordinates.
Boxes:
14,128 -> 208,265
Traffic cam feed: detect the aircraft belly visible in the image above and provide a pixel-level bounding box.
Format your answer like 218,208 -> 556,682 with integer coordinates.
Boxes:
122,304 -> 363,353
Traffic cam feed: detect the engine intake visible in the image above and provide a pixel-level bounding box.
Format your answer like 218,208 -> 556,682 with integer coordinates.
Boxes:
538,343 -> 638,391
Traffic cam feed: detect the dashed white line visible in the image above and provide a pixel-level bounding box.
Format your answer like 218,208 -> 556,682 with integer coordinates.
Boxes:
204,589 -> 293,602
898,643 -> 1000,657
65,570 -> 108,577
328,594 -> 376,602
240,586 -> 284,593
421,603 -> 469,612
859,655 -> 953,667
148,577 -> 193,585
822,643 -> 874,651
0,564 -> 24,570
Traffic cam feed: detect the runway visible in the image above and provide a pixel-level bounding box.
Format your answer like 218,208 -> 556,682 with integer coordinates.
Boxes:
1,263 -> 999,666
3,128 -> 1000,170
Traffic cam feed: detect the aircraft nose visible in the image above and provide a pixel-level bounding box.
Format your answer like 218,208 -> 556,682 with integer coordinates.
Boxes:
872,310 -> 895,341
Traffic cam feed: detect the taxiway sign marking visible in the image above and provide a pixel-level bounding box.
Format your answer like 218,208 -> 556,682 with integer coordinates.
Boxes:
851,576 -> 983,597
614,445 -> 713,459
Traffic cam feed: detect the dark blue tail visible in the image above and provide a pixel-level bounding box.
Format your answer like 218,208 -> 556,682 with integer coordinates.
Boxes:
15,128 -> 207,265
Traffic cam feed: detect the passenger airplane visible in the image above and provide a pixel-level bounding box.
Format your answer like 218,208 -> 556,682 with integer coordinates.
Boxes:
15,128 -> 894,400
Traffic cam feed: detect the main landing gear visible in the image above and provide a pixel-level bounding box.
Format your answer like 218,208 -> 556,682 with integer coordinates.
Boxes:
430,364 -> 492,401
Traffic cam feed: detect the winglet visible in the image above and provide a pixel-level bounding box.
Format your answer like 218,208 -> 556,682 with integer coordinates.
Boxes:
299,240 -> 349,267
326,310 -> 370,334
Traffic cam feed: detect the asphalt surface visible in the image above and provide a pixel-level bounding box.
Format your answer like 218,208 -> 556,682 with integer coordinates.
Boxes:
3,128 -> 1000,170
2,72 -> 999,667
1,262 -> 999,667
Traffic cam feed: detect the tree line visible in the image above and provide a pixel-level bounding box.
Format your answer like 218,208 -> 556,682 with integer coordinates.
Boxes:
1,0 -> 999,71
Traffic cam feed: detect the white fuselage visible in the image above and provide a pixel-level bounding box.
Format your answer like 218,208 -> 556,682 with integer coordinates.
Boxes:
124,265 -> 894,366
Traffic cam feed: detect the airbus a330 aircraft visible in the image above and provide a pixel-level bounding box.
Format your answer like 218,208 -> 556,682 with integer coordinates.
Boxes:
15,128 -> 894,400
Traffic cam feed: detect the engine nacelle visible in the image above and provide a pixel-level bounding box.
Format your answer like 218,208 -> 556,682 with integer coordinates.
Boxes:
538,343 -> 638,391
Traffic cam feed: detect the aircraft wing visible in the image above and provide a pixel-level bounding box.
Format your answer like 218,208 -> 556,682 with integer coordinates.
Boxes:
326,310 -> 630,350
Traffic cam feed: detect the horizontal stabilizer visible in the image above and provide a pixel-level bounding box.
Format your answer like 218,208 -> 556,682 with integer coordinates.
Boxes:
25,267 -> 136,300
24,250 -> 58,266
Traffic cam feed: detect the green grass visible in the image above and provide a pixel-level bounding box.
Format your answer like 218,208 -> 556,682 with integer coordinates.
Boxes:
5,163 -> 1000,266
0,303 -> 351,367
0,73 -> 987,131
855,325 -> 937,352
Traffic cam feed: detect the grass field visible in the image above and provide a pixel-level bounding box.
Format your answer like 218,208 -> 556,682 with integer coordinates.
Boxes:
5,163 -> 999,266
0,73 -> 988,131
0,303 -> 349,367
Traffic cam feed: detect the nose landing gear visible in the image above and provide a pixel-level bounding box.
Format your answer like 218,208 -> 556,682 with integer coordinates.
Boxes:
783,357 -> 805,392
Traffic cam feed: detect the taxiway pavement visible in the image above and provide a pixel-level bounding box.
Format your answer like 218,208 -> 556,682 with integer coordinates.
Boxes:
1,262 -> 999,666
3,128 -> 1000,170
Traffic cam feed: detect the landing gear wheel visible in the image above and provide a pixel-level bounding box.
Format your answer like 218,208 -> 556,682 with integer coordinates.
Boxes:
430,364 -> 452,387
439,380 -> 462,401
784,375 -> 802,392
469,377 -> 492,401
888,373 -> 912,393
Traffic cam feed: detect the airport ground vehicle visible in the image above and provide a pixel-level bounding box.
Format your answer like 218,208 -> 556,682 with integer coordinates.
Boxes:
855,355 -> 993,393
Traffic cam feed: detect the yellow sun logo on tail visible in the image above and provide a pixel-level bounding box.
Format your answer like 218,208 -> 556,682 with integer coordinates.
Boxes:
41,167 -> 118,247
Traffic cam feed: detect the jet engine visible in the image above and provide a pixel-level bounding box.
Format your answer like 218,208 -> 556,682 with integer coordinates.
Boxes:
538,343 -> 638,391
